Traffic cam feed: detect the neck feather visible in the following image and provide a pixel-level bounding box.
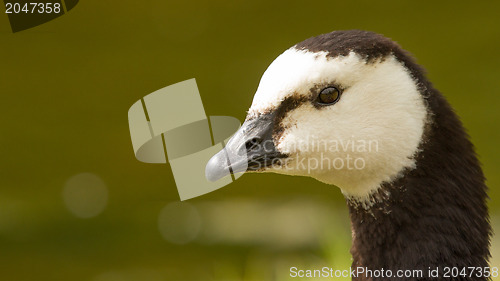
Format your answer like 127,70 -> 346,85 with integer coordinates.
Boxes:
347,89 -> 491,281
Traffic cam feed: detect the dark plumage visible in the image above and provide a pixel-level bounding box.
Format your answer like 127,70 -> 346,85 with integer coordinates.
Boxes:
207,30 -> 491,281
295,30 -> 431,93
297,30 -> 491,281
349,88 -> 490,280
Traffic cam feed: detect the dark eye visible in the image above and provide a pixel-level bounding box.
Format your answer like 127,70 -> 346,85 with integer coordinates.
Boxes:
318,87 -> 341,104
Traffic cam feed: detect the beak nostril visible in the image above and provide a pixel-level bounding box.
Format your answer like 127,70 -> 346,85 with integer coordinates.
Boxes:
245,137 -> 262,152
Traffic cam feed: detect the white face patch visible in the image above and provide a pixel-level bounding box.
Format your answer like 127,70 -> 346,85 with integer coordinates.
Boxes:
248,48 -> 428,203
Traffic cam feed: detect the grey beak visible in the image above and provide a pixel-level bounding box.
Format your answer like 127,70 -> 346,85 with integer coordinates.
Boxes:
205,113 -> 286,182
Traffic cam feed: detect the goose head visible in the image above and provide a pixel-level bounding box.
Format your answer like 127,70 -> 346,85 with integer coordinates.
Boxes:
206,30 -> 429,202
205,30 -> 491,275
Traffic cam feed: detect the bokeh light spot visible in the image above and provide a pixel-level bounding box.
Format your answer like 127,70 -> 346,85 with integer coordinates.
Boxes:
62,173 -> 108,218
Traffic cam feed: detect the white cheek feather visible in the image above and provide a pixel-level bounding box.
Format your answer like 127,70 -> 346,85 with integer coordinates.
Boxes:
250,49 -> 347,113
249,49 -> 428,204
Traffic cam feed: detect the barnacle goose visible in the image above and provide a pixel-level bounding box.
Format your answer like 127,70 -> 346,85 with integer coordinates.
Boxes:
206,30 -> 491,281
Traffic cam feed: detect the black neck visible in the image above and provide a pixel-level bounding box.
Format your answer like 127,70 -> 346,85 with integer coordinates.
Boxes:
347,90 -> 491,281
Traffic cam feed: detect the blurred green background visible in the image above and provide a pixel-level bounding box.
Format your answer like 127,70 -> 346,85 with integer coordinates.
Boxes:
1,1 -> 499,280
